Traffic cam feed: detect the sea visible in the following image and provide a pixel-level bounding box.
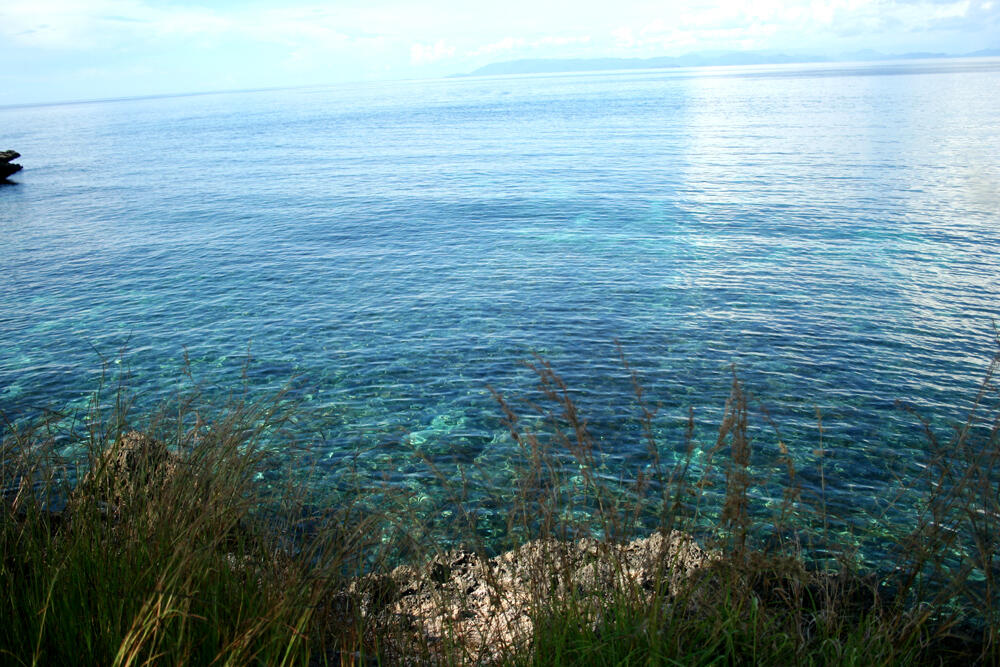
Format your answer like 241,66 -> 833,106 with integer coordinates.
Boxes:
2,58 -> 999,554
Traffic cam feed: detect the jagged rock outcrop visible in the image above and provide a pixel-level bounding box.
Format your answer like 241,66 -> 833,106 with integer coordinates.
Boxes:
1,150 -> 23,179
347,531 -> 718,662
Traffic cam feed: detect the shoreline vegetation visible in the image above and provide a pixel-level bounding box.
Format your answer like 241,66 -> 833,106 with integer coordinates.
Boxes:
3,344 -> 1000,665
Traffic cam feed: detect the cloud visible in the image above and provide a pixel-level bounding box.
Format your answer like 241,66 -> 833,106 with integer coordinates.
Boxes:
0,1 -> 370,48
535,35 -> 591,47
472,34 -> 590,56
99,14 -> 151,24
4,0 -> 994,58
0,0 -> 243,49
472,36 -> 527,56
1,0 -> 130,48
410,40 -> 455,64
921,0 -> 1000,30
612,27 -> 636,48
593,0 -> 998,55
2,0 -> 997,105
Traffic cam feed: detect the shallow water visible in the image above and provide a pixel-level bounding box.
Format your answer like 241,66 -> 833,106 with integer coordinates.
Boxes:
2,59 -> 999,550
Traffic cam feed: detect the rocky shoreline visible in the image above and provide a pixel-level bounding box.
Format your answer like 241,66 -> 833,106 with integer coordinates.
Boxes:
13,430 -> 891,664
344,531 -> 718,662
39,431 -> 724,662
1,150 -> 23,180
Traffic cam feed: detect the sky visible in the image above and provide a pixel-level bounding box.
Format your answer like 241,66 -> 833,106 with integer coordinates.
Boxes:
1,0 -> 998,105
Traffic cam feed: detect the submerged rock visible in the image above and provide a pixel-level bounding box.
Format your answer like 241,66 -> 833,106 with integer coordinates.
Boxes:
1,150 -> 23,179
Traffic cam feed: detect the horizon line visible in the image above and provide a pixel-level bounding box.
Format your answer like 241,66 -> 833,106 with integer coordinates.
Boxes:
3,49 -> 998,110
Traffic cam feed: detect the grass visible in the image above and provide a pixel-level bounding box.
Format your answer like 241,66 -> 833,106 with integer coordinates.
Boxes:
0,361 -> 390,666
2,340 -> 1000,665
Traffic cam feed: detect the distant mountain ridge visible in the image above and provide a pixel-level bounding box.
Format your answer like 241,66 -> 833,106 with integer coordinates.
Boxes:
456,48 -> 1000,77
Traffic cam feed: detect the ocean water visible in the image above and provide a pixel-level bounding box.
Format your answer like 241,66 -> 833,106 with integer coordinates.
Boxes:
2,59 -> 999,548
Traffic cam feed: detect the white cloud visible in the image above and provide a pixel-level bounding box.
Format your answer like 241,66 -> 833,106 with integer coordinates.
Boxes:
410,40 -> 455,64
1,0 -> 144,48
536,35 -> 591,47
612,27 -> 636,47
0,1 -> 381,50
2,0 -> 997,104
472,34 -> 591,56
594,0 -> 992,55
3,0 -> 992,56
472,36 -> 527,56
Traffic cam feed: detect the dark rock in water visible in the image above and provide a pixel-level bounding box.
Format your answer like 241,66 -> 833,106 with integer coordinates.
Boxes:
1,149 -> 23,177
1,150 -> 23,179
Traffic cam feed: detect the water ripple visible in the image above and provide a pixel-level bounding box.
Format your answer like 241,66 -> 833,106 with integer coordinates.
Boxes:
1,61 -> 999,546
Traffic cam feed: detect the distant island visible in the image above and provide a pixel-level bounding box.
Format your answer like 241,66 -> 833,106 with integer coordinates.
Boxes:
455,47 -> 1000,77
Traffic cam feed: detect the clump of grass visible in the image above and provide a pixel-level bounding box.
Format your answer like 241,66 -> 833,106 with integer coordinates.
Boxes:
480,340 -> 1000,666
0,359 -> 399,666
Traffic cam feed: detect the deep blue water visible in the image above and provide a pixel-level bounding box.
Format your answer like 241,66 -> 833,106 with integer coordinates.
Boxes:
2,59 -> 999,544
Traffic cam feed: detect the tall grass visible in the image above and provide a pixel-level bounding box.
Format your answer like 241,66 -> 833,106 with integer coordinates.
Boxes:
2,338 -> 999,665
0,358 -> 395,666
488,342 -> 1000,665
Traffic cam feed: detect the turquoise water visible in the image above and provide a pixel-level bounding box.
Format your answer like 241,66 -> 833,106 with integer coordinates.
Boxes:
2,59 -> 999,545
